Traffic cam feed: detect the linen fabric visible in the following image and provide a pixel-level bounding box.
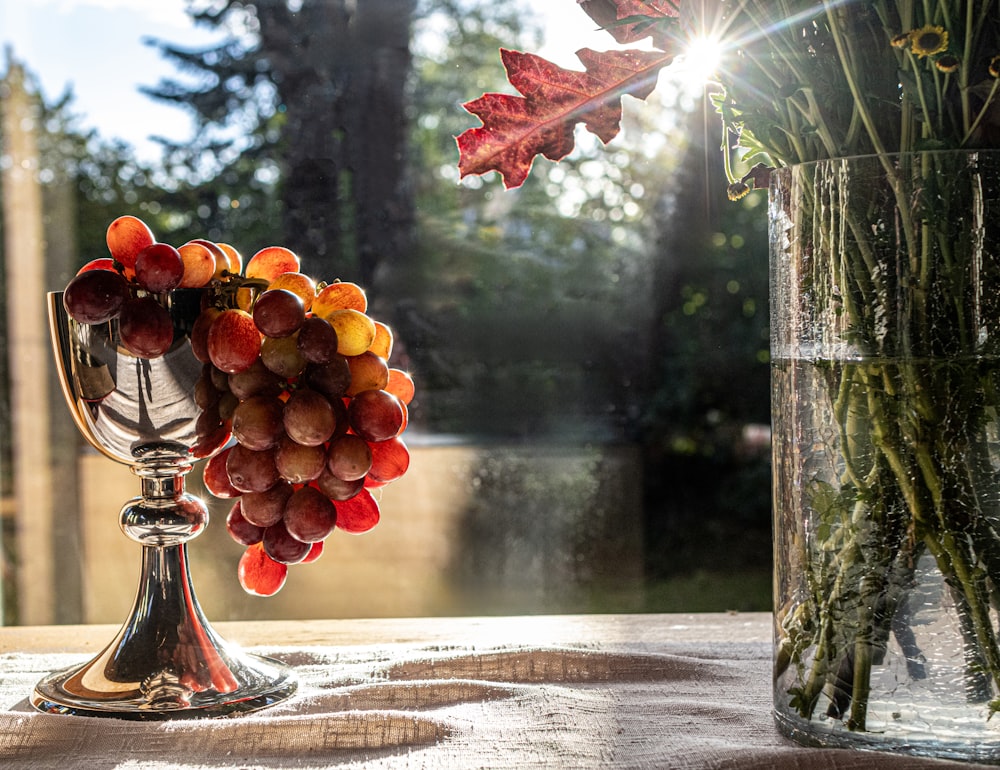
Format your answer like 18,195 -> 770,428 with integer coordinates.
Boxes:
0,616 -> 989,769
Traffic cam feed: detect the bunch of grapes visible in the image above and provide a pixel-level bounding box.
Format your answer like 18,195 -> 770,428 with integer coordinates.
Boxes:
61,215 -> 416,597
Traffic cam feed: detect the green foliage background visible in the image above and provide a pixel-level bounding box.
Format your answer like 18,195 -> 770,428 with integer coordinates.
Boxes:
0,0 -> 772,616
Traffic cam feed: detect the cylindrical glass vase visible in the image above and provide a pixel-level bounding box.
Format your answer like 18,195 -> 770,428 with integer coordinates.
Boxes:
771,151 -> 1000,762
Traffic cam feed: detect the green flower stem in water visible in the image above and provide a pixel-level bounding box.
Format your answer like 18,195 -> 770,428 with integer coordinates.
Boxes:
773,150 -> 1000,732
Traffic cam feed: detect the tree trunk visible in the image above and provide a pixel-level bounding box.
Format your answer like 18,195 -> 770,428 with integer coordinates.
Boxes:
346,0 -> 417,291
257,0 -> 415,288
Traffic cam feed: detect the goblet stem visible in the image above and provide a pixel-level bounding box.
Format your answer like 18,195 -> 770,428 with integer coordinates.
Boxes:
31,461 -> 296,719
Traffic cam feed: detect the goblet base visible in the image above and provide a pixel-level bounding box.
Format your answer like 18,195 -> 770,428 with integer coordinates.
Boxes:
29,537 -> 298,720
31,650 -> 297,720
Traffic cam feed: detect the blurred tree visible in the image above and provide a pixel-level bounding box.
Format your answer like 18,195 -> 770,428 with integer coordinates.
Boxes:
143,0 -> 416,285
639,100 -> 772,593
0,60 -> 173,624
141,0 -> 685,440
396,0 -> 679,439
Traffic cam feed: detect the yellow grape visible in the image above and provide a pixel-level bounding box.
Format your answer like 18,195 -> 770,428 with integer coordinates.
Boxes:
369,321 -> 393,359
105,215 -> 155,276
178,241 -> 217,288
189,239 -> 232,280
325,308 -> 376,356
385,368 -> 415,405
217,242 -> 243,275
346,351 -> 389,396
312,281 -> 367,317
245,246 -> 301,282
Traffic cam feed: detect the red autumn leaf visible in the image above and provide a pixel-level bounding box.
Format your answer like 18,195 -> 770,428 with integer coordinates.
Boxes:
579,0 -> 681,46
457,46 -> 675,189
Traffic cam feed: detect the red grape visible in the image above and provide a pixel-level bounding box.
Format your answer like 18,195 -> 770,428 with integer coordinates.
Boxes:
283,486 -> 337,543
315,469 -> 365,501
330,397 -> 350,440
302,540 -> 324,563
119,296 -> 174,358
326,434 -> 373,481
369,321 -> 393,360
208,309 -> 261,373
385,369 -> 415,405
216,242 -> 243,275
217,391 -> 239,422
345,351 -> 389,396
296,316 -> 339,364
282,388 -> 336,446
226,444 -> 280,493
397,401 -> 410,435
275,436 -> 327,483
228,358 -> 285,400
134,242 -> 184,292
348,389 -> 404,442
177,241 -> 217,289
203,447 -> 241,498
304,357 -> 351,400
192,419 -> 232,459
241,480 -> 293,528
368,436 -> 410,484
190,306 -> 221,363
226,500 -> 264,546
334,487 -> 381,534
260,334 -> 307,378
63,269 -> 129,324
188,238 -> 233,280
195,365 -> 224,410
253,289 -> 305,338
209,365 -> 230,392
269,272 -> 316,310
238,543 -> 288,596
77,257 -> 117,274
263,519 -> 311,564
231,394 -> 285,451
312,281 -> 367,315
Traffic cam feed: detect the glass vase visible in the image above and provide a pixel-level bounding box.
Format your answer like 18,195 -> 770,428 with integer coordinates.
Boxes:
771,151 -> 1000,762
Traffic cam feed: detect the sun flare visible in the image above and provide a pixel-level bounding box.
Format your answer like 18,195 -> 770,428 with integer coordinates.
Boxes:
677,35 -> 723,88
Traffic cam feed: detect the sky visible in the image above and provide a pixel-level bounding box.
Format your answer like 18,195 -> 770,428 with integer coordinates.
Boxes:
0,0 -> 610,164
0,0 -> 220,161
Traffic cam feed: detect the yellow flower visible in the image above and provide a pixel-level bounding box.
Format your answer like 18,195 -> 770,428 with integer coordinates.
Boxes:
890,33 -> 910,49
909,25 -> 949,58
991,55 -> 1000,78
935,54 -> 960,73
727,182 -> 751,201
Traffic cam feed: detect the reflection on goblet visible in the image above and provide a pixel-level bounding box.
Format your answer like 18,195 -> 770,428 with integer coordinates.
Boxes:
33,289 -> 296,719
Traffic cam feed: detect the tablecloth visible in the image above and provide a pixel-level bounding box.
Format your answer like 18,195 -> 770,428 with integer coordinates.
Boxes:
0,615 -> 993,769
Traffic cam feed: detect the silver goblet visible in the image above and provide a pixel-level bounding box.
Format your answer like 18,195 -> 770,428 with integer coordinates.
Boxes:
34,288 -> 297,719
